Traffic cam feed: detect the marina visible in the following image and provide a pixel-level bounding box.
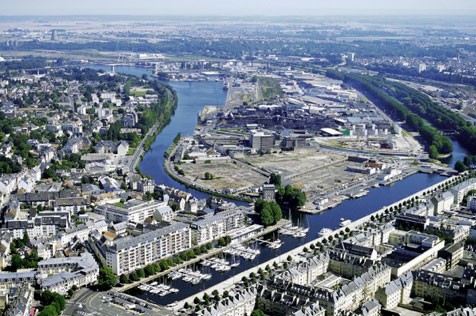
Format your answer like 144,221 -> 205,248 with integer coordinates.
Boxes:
137,283 -> 179,297
223,244 -> 261,260
173,268 -> 212,285
200,257 -> 240,272
279,224 -> 309,238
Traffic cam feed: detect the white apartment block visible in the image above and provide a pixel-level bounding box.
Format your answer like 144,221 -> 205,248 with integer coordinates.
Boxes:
190,209 -> 245,245
95,199 -> 171,224
279,253 -> 330,286
104,222 -> 191,275
451,178 -> 476,204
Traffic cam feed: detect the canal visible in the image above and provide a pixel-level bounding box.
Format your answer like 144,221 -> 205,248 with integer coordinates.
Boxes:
88,65 -> 468,306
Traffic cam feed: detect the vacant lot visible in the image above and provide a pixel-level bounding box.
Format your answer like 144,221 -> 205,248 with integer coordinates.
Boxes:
180,161 -> 267,193
242,149 -> 368,206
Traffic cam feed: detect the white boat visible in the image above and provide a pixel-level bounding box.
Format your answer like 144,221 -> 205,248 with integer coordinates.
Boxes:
230,262 -> 240,268
150,289 -> 160,294
268,240 -> 283,249
318,228 -> 333,237
167,302 -> 178,308
340,218 -> 352,227
300,227 -> 309,234
170,288 -> 179,293
150,281 -> 158,286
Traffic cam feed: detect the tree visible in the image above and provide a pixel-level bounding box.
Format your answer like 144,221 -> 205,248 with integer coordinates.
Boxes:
277,185 -> 306,211
455,160 -> 468,173
254,198 -> 266,214
204,172 -> 214,180
38,291 -> 66,316
97,267 -> 117,290
270,201 -> 282,223
38,305 -> 59,316
136,268 -> 145,279
260,204 -> 274,227
269,173 -> 281,187
129,271 -> 139,282
251,309 -> 265,316
144,265 -> 155,276
120,274 -> 129,284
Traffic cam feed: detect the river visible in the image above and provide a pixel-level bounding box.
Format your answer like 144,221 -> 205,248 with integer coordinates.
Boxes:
88,65 -> 469,306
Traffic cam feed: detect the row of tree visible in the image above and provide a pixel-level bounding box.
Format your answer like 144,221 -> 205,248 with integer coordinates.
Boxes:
327,70 -> 453,159
112,243 -> 215,287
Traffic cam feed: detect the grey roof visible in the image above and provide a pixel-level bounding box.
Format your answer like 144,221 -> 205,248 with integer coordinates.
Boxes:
39,252 -> 97,272
110,221 -> 189,251
362,299 -> 381,314
0,271 -> 37,282
41,271 -> 77,288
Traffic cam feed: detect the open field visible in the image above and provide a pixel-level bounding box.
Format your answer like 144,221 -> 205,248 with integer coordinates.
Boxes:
179,161 -> 268,193
242,149 -> 370,206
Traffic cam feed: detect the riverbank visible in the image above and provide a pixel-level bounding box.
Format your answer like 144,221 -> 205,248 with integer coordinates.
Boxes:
162,140 -> 253,203
133,86 -> 177,171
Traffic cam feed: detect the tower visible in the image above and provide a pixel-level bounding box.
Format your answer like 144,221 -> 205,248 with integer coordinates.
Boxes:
51,29 -> 58,41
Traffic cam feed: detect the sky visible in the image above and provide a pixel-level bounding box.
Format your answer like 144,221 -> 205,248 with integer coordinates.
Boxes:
2,0 -> 476,16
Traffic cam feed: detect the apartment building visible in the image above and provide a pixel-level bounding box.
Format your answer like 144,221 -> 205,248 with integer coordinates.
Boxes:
39,252 -> 99,295
195,288 -> 257,316
103,222 -> 191,275
95,199 -> 171,224
279,253 -> 330,286
190,209 -> 245,245
375,272 -> 413,309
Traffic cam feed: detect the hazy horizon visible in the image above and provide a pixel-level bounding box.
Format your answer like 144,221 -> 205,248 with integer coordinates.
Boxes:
2,0 -> 476,17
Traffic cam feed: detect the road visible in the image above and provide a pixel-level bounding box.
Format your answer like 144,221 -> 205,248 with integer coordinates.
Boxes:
64,288 -> 171,316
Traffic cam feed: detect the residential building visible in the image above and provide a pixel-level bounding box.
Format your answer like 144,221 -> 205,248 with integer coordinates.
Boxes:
451,178 -> 476,204
39,253 -> 99,295
375,272 -> 413,309
413,268 -> 476,306
102,222 -> 191,275
190,209 -> 245,245
279,253 -> 330,286
0,272 -> 37,292
95,199 -> 169,224
3,286 -> 34,316
431,192 -> 454,214
195,288 -> 257,316
438,242 -> 464,270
